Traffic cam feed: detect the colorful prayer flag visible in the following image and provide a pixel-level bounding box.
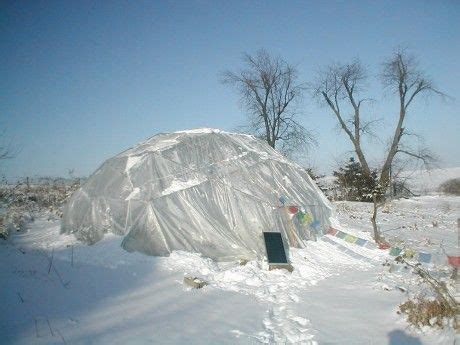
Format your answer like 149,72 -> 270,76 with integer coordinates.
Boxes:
378,242 -> 391,250
389,247 -> 402,256
403,249 -> 416,258
336,231 -> 346,239
302,213 -> 312,224
310,220 -> 321,229
326,228 -> 337,236
296,211 -> 305,221
447,256 -> 460,267
288,206 -> 298,214
364,241 -> 377,249
344,234 -> 357,243
418,252 -> 432,263
355,238 -> 367,246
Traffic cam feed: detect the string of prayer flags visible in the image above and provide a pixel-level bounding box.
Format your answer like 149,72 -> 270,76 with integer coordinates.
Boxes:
393,248 -> 433,264
326,227 -> 379,249
278,195 -> 321,229
280,199 -> 441,267
324,227 -> 436,265
327,227 -> 369,247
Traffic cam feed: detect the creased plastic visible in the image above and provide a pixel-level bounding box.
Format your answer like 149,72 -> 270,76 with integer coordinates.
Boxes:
62,129 -> 333,261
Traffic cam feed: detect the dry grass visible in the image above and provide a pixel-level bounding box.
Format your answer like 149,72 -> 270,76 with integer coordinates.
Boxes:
399,296 -> 459,330
396,256 -> 459,331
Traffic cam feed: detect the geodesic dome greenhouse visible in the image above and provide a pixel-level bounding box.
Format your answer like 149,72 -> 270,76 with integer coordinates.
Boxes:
62,128 -> 333,261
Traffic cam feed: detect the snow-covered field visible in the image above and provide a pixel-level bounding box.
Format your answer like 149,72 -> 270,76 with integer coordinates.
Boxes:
1,195 -> 459,344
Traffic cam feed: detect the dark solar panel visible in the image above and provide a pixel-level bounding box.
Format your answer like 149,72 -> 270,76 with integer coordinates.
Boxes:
263,232 -> 288,264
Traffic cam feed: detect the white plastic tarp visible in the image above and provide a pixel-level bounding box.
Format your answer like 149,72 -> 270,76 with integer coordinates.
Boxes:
62,129 -> 333,260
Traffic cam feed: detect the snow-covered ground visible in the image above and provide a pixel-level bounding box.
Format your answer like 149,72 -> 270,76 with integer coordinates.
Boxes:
1,195 -> 459,344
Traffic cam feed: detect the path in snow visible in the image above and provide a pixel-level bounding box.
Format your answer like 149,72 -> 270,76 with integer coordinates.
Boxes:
162,236 -> 374,343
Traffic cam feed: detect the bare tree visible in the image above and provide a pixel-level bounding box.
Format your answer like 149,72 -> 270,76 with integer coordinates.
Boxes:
312,49 -> 443,243
222,49 -> 314,156
311,59 -> 374,176
379,50 -> 442,187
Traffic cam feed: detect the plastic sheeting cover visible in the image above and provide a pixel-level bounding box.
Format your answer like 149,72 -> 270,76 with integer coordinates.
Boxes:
62,128 -> 333,261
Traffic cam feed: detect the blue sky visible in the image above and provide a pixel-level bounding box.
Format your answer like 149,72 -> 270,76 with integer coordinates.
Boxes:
1,0 -> 459,178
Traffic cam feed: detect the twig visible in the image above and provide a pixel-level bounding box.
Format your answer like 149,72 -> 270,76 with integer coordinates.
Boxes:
16,246 -> 26,254
47,319 -> 54,337
381,226 -> 404,233
48,248 -> 54,274
37,248 -> 70,288
53,266 -> 70,288
56,329 -> 67,345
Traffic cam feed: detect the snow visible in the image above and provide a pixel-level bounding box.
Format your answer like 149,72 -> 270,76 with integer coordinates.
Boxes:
161,177 -> 207,196
125,156 -> 143,172
125,187 -> 140,200
174,128 -> 222,134
1,195 -> 458,344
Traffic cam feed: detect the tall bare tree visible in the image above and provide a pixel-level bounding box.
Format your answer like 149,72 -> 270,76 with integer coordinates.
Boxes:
311,59 -> 373,176
223,49 -> 314,157
379,50 -> 442,187
312,49 -> 443,242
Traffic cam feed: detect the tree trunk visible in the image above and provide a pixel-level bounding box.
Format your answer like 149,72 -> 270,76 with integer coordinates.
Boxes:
354,143 -> 371,177
380,106 -> 406,189
371,193 -> 381,243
